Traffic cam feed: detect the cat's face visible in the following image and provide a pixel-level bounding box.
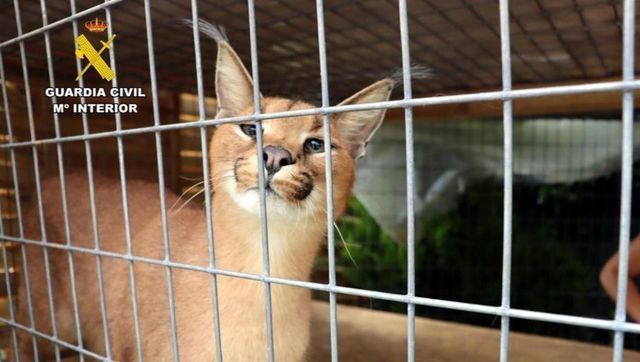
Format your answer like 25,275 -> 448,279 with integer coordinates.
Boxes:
210,98 -> 356,218
209,41 -> 393,220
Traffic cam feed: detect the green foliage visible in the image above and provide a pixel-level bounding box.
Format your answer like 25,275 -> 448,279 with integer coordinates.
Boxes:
336,198 -> 408,293
334,177 -> 597,338
420,179 -> 594,313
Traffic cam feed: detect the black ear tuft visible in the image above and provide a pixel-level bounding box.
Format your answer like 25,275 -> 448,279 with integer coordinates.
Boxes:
181,19 -> 228,43
386,64 -> 434,88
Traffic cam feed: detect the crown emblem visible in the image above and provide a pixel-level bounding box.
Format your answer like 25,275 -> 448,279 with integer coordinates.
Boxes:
84,18 -> 108,32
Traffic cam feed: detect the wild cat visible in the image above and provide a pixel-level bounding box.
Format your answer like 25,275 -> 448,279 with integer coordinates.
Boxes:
16,22 -> 394,361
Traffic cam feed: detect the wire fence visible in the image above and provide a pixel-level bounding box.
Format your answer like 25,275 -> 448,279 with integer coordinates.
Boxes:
0,0 -> 637,361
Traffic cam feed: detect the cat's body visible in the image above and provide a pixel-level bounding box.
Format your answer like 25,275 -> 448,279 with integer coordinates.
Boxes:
15,22 -> 394,361
19,172 -> 317,361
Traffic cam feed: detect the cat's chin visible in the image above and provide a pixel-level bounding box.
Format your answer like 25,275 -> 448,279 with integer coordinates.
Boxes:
230,188 -> 316,219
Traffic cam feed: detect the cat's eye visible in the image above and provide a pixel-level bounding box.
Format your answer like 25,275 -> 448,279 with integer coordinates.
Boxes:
240,124 -> 258,137
304,138 -> 325,153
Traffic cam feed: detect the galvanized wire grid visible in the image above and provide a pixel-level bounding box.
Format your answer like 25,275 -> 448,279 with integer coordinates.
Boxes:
0,0 -> 637,362
0,0 -> 632,101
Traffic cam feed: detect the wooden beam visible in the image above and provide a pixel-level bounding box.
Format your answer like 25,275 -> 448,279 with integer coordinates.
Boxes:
309,301 -> 640,362
386,78 -> 636,121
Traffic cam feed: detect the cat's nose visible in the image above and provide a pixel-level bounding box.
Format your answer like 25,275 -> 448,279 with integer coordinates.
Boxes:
263,146 -> 294,175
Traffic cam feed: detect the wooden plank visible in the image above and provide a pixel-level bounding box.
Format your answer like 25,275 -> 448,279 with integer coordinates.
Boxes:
309,301 -> 640,361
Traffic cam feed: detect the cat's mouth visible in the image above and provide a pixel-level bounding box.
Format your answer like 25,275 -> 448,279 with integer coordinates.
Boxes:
247,178 -> 312,201
265,182 -> 275,194
246,181 -> 279,197
233,157 -> 313,203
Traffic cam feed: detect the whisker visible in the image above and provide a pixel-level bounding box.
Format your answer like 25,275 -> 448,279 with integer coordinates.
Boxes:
334,221 -> 358,268
305,189 -> 358,268
208,157 -> 240,161
179,175 -> 204,182
172,187 -> 207,215
170,180 -> 205,212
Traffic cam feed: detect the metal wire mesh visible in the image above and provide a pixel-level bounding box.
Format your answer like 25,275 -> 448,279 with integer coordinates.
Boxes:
0,0 -> 637,361
0,0 -> 633,100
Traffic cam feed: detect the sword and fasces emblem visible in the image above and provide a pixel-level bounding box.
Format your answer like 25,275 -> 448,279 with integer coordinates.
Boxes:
75,18 -> 116,82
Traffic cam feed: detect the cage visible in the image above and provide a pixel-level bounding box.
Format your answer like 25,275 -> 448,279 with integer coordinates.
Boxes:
0,0 -> 639,361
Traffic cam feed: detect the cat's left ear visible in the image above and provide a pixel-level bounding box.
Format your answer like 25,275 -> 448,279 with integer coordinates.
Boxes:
332,79 -> 395,159
215,41 -> 258,118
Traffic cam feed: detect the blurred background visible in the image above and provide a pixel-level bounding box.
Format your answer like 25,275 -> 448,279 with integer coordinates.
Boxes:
1,0 -> 639,360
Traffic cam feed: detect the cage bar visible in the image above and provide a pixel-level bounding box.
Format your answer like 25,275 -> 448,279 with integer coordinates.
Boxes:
189,7 -> 225,362
39,0 -> 85,360
498,0 -> 513,361
0,50 -> 39,360
7,231 -> 640,336
69,0 -> 113,357
142,0 -> 181,359
0,0 -> 639,360
100,1 -> 143,359
0,317 -> 108,361
613,0 -> 636,361
397,0 -> 417,361
13,0 -> 62,359
246,0 -> 277,360
0,56 -> 19,359
314,1 -> 339,361
1,80 -> 639,151
0,215 -> 18,360
0,0 -> 126,50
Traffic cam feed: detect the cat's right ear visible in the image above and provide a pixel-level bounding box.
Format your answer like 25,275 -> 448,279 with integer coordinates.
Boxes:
332,79 -> 395,159
215,42 -> 257,118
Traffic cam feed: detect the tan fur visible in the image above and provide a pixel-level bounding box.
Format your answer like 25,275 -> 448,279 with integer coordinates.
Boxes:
16,36 -> 394,361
